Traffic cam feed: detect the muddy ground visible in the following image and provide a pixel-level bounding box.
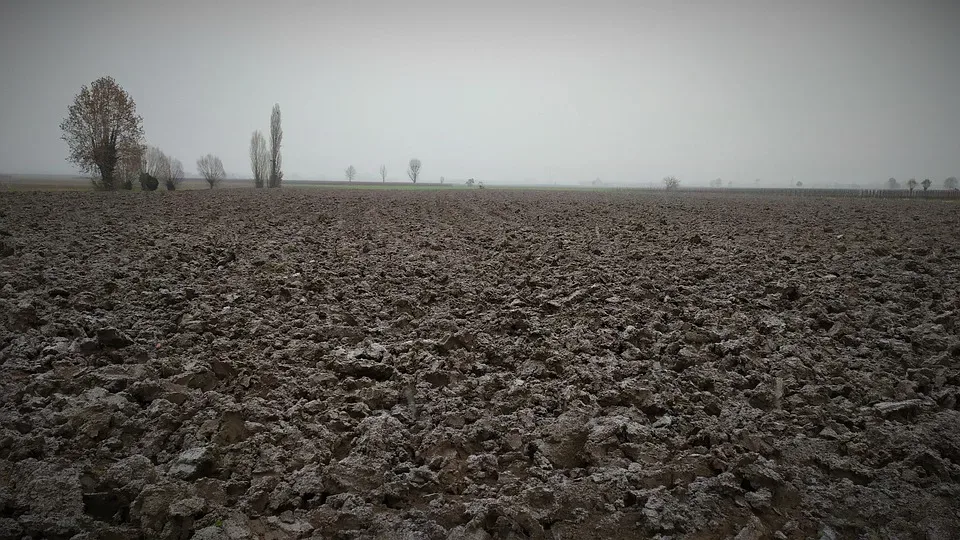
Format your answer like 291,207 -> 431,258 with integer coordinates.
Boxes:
1,188 -> 958,539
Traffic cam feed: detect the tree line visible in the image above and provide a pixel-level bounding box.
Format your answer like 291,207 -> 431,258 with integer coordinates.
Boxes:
60,76 -> 429,191
61,77 -> 278,191
887,177 -> 958,193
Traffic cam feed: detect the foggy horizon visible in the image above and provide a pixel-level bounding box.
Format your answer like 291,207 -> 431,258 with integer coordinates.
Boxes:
2,0 -> 959,186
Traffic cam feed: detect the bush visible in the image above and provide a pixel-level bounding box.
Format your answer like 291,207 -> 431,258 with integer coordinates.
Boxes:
121,179 -> 133,190
139,172 -> 159,191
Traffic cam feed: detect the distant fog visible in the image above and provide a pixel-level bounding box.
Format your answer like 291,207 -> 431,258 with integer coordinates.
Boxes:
1,0 -> 958,187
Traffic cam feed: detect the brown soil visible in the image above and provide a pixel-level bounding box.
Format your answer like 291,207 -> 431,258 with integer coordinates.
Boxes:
1,189 -> 959,539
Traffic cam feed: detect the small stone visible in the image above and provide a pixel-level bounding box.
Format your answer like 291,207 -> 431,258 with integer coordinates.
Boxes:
818,426 -> 839,439
744,488 -> 772,510
169,447 -> 215,480
873,399 -> 924,420
96,327 -> 134,349
168,496 -> 206,518
652,415 -> 673,429
734,516 -> 767,540
819,524 -> 838,540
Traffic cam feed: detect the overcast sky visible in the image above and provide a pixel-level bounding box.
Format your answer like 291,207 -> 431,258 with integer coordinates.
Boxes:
1,0 -> 958,185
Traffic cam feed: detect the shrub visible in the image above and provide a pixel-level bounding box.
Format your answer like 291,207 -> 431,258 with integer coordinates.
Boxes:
139,172 -> 159,191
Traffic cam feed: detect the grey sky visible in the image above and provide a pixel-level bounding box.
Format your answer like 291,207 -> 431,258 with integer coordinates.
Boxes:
1,0 -> 958,186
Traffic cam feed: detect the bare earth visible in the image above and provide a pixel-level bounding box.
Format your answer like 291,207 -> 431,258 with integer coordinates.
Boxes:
1,189 -> 959,539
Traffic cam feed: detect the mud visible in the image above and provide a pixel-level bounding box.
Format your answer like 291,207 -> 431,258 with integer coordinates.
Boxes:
1,189 -> 959,539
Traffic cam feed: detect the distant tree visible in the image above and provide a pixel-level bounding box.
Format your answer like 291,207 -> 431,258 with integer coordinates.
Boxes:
887,177 -> 899,189
197,154 -> 225,188
663,176 -> 680,190
407,158 -> 421,184
269,104 -> 283,188
142,146 -> 166,181
345,165 -> 356,182
60,76 -> 144,191
907,178 -> 918,193
441,176 -> 445,185
945,177 -> 959,190
796,181 -> 803,187
166,158 -> 184,190
117,144 -> 144,191
921,178 -> 932,192
466,178 -> 475,187
709,178 -> 723,188
139,172 -> 159,191
153,150 -> 172,191
249,130 -> 269,188
478,179 -> 485,189
380,164 -> 387,183
727,180 -> 732,188
592,177 -> 602,186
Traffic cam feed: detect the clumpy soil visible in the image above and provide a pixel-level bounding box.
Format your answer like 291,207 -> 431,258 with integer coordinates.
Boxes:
1,188 -> 959,539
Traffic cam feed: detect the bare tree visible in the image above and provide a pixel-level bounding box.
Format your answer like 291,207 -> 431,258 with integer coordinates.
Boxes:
249,130 -> 269,188
117,144 -> 144,190
142,146 -> 167,179
946,177 -> 958,190
408,158 -> 421,184
796,181 -> 803,188
155,152 -> 172,191
60,76 -> 144,190
663,176 -> 680,190
197,154 -> 226,188
345,165 -> 356,182
907,178 -> 918,193
166,158 -> 184,190
466,178 -> 476,187
380,165 -> 387,183
921,178 -> 932,192
887,177 -> 899,189
139,146 -> 165,191
269,104 -> 283,188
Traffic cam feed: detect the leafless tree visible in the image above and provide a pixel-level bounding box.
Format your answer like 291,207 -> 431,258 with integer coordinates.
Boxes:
380,165 -> 387,183
345,165 -> 356,182
921,178 -> 932,192
142,146 -> 167,180
663,176 -> 680,190
946,177 -> 958,190
197,154 -> 225,188
907,178 -> 918,193
60,76 -> 144,190
408,158 -> 421,183
249,130 -> 269,188
466,178 -> 475,187
154,151 -> 172,191
117,144 -> 144,190
796,181 -> 803,188
166,158 -> 184,190
269,104 -> 283,188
